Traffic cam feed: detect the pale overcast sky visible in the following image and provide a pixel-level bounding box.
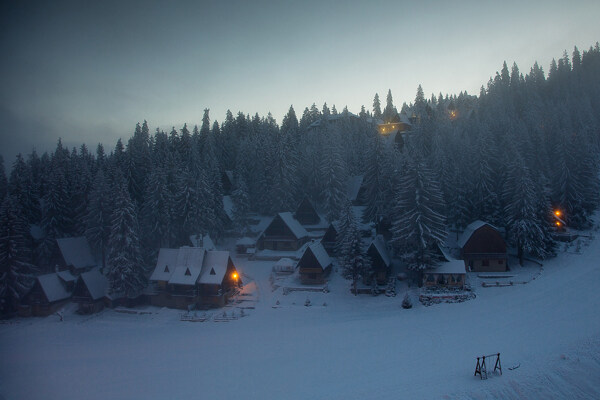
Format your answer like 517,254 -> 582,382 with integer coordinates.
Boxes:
0,0 -> 599,161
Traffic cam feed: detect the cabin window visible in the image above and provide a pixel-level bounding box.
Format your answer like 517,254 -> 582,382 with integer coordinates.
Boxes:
184,268 -> 191,276
164,265 -> 170,273
210,268 -> 216,275
455,275 -> 462,283
426,274 -> 435,282
437,275 -> 445,285
498,259 -> 504,265
481,259 -> 489,267
308,273 -> 317,280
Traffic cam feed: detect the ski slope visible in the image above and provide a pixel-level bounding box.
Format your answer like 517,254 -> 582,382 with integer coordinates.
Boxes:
1,234 -> 600,399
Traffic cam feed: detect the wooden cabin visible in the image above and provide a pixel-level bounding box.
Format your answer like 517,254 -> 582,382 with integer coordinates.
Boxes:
55,237 -> 97,275
366,235 -> 392,285
23,272 -> 74,316
298,242 -> 332,285
459,221 -> 508,272
148,247 -> 241,309
72,269 -> 109,314
256,212 -> 309,251
321,222 -> 340,255
294,197 -> 321,226
422,260 -> 466,289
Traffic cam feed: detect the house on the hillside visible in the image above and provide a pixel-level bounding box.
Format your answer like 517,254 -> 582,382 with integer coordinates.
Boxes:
459,221 -> 507,272
273,257 -> 295,274
378,114 -> 412,149
23,272 -> 75,316
294,197 -> 326,230
256,212 -> 309,251
366,235 -> 392,285
422,260 -> 466,289
148,247 -> 241,309
321,222 -> 340,255
72,269 -> 109,314
298,242 -> 332,285
55,237 -> 97,274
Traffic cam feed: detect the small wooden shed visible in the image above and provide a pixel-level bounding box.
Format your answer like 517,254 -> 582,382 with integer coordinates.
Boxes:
459,221 -> 508,272
422,260 -> 466,289
298,242 -> 332,285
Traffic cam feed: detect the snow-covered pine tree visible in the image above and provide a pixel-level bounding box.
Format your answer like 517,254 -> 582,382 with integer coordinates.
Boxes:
337,200 -> 366,295
231,173 -> 250,232
372,93 -> 382,119
320,135 -> 347,221
382,89 -> 398,123
503,153 -> 552,264
8,154 -> 40,225
390,151 -> 447,271
107,176 -> 146,297
0,195 -> 36,315
38,168 -> 71,269
0,156 -> 7,203
84,169 -> 112,269
173,167 -> 207,246
362,135 -> 395,224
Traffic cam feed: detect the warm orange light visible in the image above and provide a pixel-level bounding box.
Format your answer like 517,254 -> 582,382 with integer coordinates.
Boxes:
555,221 -> 561,226
232,272 -> 238,280
554,210 -> 561,217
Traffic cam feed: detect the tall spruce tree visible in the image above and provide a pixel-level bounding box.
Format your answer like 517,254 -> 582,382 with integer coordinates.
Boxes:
0,195 -> 36,315
390,152 -> 447,271
107,176 -> 146,297
84,169 -> 112,269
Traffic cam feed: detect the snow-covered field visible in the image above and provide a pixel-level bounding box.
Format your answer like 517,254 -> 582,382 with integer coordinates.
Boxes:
2,235 -> 600,399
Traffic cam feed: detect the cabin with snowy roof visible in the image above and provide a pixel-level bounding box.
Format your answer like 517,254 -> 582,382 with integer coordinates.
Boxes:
422,260 -> 466,289
366,235 -> 392,285
256,212 -> 309,251
459,221 -> 507,272
55,237 -> 97,274
148,247 -> 241,309
298,242 -> 332,285
72,269 -> 109,314
23,272 -> 76,316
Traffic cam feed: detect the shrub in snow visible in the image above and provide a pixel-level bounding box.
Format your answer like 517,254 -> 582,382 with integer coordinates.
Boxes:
402,293 -> 412,309
304,298 -> 311,307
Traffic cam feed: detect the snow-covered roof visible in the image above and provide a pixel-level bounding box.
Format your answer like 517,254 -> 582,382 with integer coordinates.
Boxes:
79,269 -> 109,300
457,220 -> 499,249
307,242 -> 332,269
189,234 -> 216,250
36,273 -> 71,303
169,266 -> 202,285
236,237 -> 255,246
199,251 -> 231,285
223,195 -> 234,220
278,212 -> 309,240
276,257 -> 294,267
424,260 -> 466,275
150,248 -> 180,281
56,237 -> 96,270
57,270 -> 77,283
346,175 -> 364,201
369,235 -> 391,267
167,247 -> 206,285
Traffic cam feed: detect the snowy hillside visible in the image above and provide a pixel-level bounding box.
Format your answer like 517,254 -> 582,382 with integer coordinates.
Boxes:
1,228 -> 600,399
